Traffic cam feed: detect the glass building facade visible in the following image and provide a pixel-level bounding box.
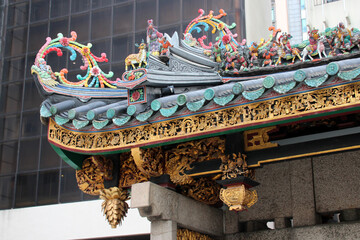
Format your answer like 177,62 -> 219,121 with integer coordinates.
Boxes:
0,0 -> 245,210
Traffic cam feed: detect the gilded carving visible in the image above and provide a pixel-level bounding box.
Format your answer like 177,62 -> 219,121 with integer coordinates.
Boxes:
220,153 -> 254,180
132,147 -> 165,177
165,137 -> 225,185
220,184 -> 258,211
180,178 -> 221,205
48,83 -> 360,152
177,228 -> 214,240
118,152 -> 149,188
75,155 -> 113,195
100,187 -> 129,228
244,126 -> 278,151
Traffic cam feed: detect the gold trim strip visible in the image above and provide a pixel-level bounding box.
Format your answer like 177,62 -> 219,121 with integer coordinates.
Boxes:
48,82 -> 360,152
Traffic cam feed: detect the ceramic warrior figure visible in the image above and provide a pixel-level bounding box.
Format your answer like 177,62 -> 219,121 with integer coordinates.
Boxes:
147,19 -> 163,56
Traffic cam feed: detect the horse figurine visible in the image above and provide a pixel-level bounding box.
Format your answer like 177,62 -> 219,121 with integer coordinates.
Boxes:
125,42 -> 148,71
302,35 -> 327,61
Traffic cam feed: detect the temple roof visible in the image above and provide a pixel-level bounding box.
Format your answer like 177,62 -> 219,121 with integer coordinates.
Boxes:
39,57 -> 360,130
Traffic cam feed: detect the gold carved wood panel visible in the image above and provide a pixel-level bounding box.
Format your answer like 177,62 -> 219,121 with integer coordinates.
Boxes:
48,82 -> 360,153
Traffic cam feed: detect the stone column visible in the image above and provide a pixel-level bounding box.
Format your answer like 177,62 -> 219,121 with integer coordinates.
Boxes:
290,158 -> 319,227
131,182 -> 224,239
151,220 -> 177,240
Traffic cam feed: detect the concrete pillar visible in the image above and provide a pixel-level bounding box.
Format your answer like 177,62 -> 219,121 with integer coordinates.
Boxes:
151,220 -> 177,240
290,158 -> 320,227
131,182 -> 224,237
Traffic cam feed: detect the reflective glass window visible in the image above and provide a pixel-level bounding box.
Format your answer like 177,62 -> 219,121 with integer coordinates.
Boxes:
18,138 -> 40,172
28,23 -> 48,53
113,3 -> 134,34
15,173 -> 37,208
0,115 -> 21,141
60,167 -> 82,203
50,0 -> 70,18
70,13 -> 90,42
5,27 -> 28,57
183,0 -> 205,21
39,137 -> 60,169
112,35 -> 133,62
30,0 -> 49,22
92,0 -> 112,9
2,57 -> 25,83
159,0 -> 180,26
7,3 -> 29,27
91,8 -> 111,39
135,0 -> 156,31
0,142 -> 18,175
37,170 -> 59,205
21,111 -> 42,137
71,0 -> 90,13
49,18 -> 69,39
23,80 -> 42,110
0,175 -> 15,209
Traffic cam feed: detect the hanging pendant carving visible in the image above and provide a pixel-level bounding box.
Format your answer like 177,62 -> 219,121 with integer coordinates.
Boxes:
220,185 -> 258,211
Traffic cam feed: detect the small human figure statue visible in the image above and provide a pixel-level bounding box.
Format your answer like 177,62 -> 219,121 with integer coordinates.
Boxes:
147,19 -> 163,56
336,22 -> 352,48
278,32 -> 293,58
211,43 -> 222,62
223,52 -> 236,71
249,42 -> 259,66
158,37 -> 172,56
262,48 -> 276,67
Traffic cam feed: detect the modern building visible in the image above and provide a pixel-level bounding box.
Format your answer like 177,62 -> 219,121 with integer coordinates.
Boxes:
0,1 -> 272,239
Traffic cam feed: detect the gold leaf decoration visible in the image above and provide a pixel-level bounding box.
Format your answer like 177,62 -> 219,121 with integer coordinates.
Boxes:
75,155 -> 113,195
100,187 -> 129,228
132,147 -> 165,177
220,184 -> 258,211
165,137 -> 225,185
220,153 -> 255,180
118,152 -> 149,188
177,228 -> 214,240
181,178 -> 221,205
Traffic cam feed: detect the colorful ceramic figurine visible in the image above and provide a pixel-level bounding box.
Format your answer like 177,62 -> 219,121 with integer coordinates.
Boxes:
147,19 -> 163,56
125,42 -> 147,71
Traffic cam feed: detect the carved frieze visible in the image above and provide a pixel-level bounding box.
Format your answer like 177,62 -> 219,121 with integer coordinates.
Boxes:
118,152 -> 149,188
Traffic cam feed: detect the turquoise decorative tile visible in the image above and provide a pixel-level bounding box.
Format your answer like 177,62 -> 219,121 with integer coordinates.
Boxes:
214,94 -> 235,106
305,74 -> 329,87
160,105 -> 178,117
186,98 -> 205,112
242,87 -> 265,100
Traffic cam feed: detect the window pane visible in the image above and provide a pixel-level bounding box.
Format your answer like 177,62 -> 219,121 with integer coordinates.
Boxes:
135,0 -> 157,31
91,8 -> 111,39
0,175 -> 15,209
71,0 -> 90,13
92,0 -> 112,9
2,57 -> 25,83
0,141 -> 18,175
207,0 -> 233,12
112,35 -> 133,62
91,38 -> 111,59
0,115 -> 21,141
183,0 -> 205,21
15,173 -> 37,208
39,137 -> 60,169
113,3 -> 134,34
26,53 -> 37,79
0,83 -> 23,114
18,138 -> 40,172
23,80 -> 42,110
30,0 -> 49,22
159,0 -> 180,26
21,111 -> 41,137
49,18 -> 69,39
5,27 -> 28,57
60,167 -> 82,203
37,170 -> 59,205
7,3 -> 29,27
70,13 -> 90,42
50,0 -> 69,18
28,23 -> 48,53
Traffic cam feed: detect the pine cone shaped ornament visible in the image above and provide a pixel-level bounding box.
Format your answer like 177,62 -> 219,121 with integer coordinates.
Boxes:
100,187 -> 129,228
